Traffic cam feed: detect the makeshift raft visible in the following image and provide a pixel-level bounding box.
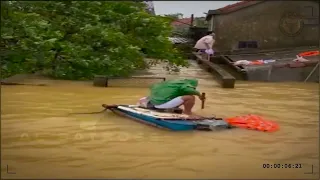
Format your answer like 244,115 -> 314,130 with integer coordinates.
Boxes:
103,104 -> 232,131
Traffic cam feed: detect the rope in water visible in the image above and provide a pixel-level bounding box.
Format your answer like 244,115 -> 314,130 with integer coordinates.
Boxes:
67,108 -> 107,115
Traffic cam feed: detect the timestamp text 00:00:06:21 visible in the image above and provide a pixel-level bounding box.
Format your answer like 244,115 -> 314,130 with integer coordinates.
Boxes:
263,164 -> 302,168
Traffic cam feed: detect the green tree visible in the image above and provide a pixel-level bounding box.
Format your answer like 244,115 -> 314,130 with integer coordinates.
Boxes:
164,13 -> 183,20
1,1 -> 188,80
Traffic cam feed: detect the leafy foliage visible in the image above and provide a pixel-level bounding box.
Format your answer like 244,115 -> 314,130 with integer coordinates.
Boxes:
163,13 -> 183,20
1,1 -> 188,80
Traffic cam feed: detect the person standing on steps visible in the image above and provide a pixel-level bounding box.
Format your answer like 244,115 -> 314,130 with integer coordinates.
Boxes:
194,31 -> 215,60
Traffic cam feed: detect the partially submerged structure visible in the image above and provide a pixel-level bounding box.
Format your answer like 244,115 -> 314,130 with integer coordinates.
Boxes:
205,0 -> 319,51
220,48 -> 319,82
189,0 -> 319,85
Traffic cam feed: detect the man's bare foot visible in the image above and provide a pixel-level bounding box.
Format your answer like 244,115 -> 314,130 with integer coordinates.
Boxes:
188,115 -> 203,120
183,112 -> 203,120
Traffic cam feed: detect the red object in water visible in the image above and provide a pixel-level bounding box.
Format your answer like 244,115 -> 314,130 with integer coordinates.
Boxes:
250,60 -> 264,65
298,51 -> 319,57
226,114 -> 279,132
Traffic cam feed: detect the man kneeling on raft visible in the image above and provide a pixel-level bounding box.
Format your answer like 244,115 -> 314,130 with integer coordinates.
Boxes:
138,79 -> 204,119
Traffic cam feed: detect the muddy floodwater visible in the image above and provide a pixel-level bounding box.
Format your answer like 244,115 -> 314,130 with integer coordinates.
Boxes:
1,61 -> 319,179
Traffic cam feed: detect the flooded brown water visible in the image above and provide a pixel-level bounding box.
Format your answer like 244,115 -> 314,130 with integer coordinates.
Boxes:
1,61 -> 319,179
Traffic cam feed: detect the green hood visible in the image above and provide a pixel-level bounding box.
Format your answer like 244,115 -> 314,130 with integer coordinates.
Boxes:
182,79 -> 198,88
149,78 -> 200,105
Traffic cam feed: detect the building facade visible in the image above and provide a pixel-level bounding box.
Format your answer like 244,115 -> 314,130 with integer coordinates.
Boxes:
206,1 -> 319,51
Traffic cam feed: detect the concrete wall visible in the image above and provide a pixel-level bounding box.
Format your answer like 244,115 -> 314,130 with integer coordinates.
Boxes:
211,1 -> 319,51
245,65 -> 319,82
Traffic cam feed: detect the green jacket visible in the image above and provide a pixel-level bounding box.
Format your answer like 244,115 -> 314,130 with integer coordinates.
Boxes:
149,79 -> 200,105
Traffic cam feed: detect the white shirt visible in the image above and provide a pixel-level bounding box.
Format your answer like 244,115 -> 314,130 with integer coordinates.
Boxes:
194,35 -> 215,50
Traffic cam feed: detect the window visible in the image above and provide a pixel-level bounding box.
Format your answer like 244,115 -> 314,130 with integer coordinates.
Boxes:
302,6 -> 315,18
247,41 -> 258,48
238,41 -> 247,48
238,41 -> 258,49
302,6 -> 319,26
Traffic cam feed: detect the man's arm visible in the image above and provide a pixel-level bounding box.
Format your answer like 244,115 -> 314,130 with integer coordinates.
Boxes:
183,87 -> 204,101
181,85 -> 201,96
204,43 -> 210,50
204,37 -> 213,49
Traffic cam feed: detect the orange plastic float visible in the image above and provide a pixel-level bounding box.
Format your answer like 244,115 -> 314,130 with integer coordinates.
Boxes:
226,114 -> 279,132
298,51 -> 319,57
250,60 -> 264,65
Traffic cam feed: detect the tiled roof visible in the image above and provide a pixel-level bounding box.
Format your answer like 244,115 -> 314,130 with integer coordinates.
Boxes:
217,0 -> 253,12
171,18 -> 192,26
206,0 -> 264,19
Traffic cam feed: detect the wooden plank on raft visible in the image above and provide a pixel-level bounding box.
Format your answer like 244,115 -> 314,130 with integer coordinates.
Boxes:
192,52 -> 236,88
